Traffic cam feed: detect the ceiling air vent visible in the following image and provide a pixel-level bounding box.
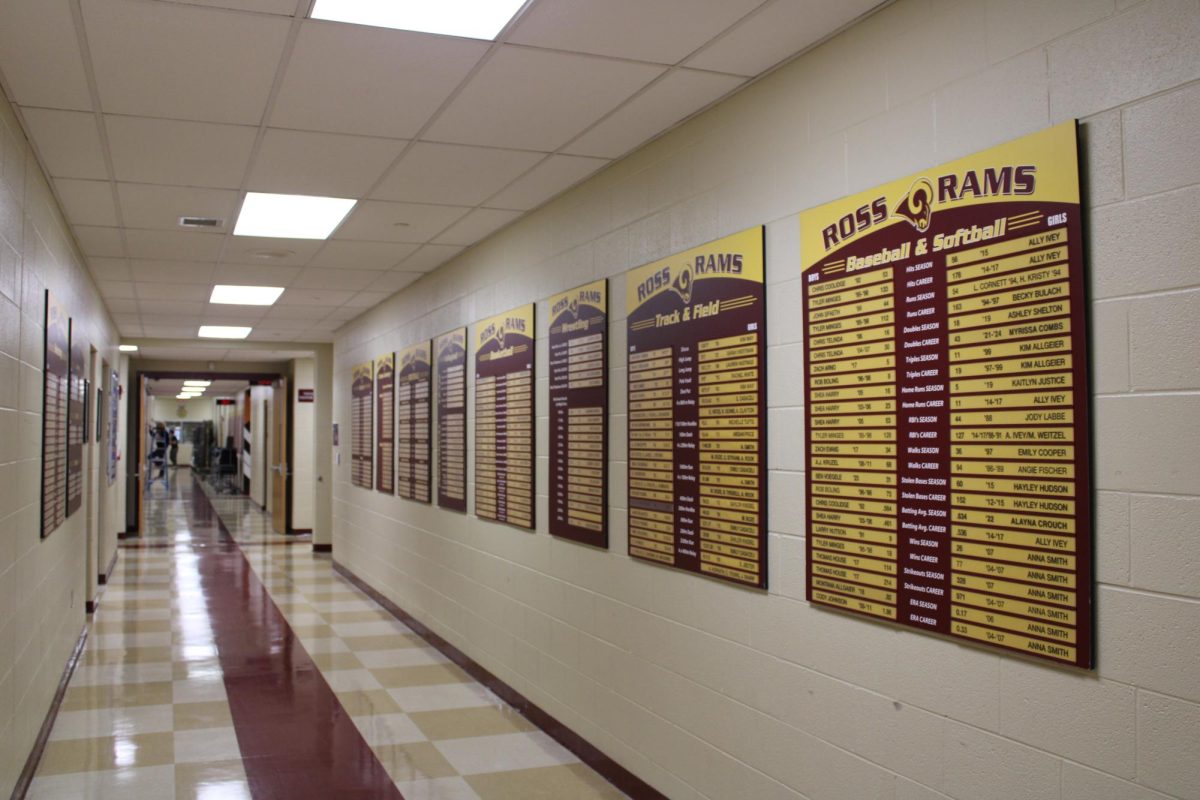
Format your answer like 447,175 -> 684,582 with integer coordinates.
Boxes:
179,216 -> 223,229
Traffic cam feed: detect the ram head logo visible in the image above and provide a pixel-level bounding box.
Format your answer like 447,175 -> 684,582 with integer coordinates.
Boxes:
893,177 -> 935,233
669,267 -> 693,305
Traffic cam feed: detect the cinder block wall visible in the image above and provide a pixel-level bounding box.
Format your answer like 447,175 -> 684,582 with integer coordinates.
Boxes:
0,93 -> 123,796
333,1 -> 1200,797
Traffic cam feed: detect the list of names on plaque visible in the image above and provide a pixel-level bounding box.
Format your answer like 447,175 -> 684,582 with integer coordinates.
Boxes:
376,353 -> 395,493
474,305 -> 535,529
350,361 -> 374,489
626,227 -> 768,589
435,329 -> 467,511
396,341 -> 432,503
66,324 -> 85,518
41,291 -> 69,538
800,121 -> 1092,667
107,370 -> 120,486
548,279 -> 608,547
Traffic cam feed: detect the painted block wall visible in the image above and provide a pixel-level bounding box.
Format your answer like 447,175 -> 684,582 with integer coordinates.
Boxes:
0,92 -> 124,796
333,1 -> 1200,797
292,357 -> 316,531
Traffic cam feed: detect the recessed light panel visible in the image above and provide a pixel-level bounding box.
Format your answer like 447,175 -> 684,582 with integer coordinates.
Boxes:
310,0 -> 526,40
233,192 -> 356,240
118,344 -> 138,352
209,285 -> 285,306
183,380 -> 212,387
176,393 -> 200,399
198,326 -> 252,340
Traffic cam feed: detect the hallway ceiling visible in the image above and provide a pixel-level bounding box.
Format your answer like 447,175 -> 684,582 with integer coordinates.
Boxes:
0,0 -> 881,347
147,377 -> 250,396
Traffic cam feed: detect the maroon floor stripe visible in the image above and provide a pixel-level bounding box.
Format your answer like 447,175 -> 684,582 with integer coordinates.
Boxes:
188,480 -> 405,800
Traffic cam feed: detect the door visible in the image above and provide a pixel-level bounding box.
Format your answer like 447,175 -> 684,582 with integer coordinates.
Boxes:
136,373 -> 147,535
271,377 -> 288,534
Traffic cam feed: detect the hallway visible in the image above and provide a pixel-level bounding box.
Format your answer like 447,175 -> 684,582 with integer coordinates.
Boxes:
25,479 -> 624,799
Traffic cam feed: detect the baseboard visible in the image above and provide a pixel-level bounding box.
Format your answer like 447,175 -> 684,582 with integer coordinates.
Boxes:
98,549 -> 119,585
312,543 -> 332,553
117,531 -> 135,540
332,560 -> 666,800
290,528 -> 313,535
12,622 -> 90,799
85,600 -> 97,614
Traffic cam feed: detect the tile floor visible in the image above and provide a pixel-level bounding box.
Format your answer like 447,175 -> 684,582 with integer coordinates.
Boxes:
25,477 -> 626,799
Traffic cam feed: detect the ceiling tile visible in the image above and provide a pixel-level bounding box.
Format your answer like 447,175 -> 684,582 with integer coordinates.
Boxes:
124,229 -> 224,261
247,129 -> 407,197
221,237 -> 323,266
81,0 -> 290,124
275,288 -> 356,306
365,271 -> 422,294
55,179 -> 119,227
432,208 -> 522,246
142,324 -> 203,338
333,201 -> 469,244
117,184 -> 239,231
136,300 -> 207,316
211,263 -> 302,285
104,297 -> 140,313
307,240 -> 417,271
201,306 -> 269,324
344,291 -> 392,310
565,68 -> 745,158
486,154 -> 609,210
140,312 -> 203,327
97,279 -> 135,299
291,268 -> 382,291
155,0 -> 298,14
251,317 -> 311,331
271,21 -> 488,139
323,305 -> 362,322
0,0 -> 92,110
265,304 -> 330,321
687,0 -> 881,76
509,0 -> 761,64
372,142 -> 543,206
106,116 -> 257,188
87,257 -> 132,282
74,226 -> 126,258
20,109 -> 108,180
129,260 -> 217,285
111,313 -> 141,327
425,46 -> 665,151
136,282 -> 211,302
397,244 -> 464,273
117,320 -> 143,336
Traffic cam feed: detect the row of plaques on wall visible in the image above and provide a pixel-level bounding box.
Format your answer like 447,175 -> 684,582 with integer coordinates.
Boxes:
346,121 -> 1093,668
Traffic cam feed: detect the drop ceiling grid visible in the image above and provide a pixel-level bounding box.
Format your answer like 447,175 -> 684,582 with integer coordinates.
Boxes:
0,0 -> 884,353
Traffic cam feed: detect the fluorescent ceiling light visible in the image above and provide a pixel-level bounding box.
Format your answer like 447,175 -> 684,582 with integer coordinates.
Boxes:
198,325 -> 252,339
176,393 -> 200,399
210,285 -> 285,306
233,192 -> 355,240
310,0 -> 526,40
118,344 -> 138,352
183,380 -> 211,387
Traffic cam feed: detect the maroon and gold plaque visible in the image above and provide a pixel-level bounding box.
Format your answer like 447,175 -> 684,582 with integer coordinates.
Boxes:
350,361 -> 373,490
473,305 -> 535,530
375,353 -> 395,494
548,280 -> 607,547
435,328 -> 467,512
800,121 -> 1093,667
66,322 -> 86,518
626,227 -> 767,589
41,290 -> 69,538
396,341 -> 432,503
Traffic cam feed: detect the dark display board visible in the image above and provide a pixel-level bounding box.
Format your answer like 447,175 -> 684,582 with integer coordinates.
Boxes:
66,327 -> 85,518
350,361 -> 373,489
548,280 -> 608,547
396,341 -> 432,503
474,305 -> 535,529
800,121 -> 1092,668
41,291 -> 69,538
626,227 -> 767,588
375,353 -> 395,493
435,328 -> 467,512
107,371 -> 120,486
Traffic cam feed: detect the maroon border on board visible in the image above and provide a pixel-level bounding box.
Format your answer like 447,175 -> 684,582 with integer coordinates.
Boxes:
332,559 -> 668,800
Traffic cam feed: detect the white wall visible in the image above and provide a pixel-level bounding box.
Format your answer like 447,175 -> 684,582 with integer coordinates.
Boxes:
249,385 -> 270,509
149,395 -> 215,423
334,2 -> 1200,798
0,90 -> 124,796
292,358 -> 316,531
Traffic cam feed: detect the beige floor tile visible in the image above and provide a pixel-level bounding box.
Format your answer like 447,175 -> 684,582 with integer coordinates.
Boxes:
343,633 -> 423,651
466,764 -> 626,800
335,688 -> 404,716
409,706 -> 536,741
288,622 -> 337,639
82,645 -> 174,666
307,651 -> 365,671
37,732 -> 175,775
322,609 -> 395,624
91,618 -> 173,633
173,660 -> 225,681
372,664 -> 473,689
373,741 -> 460,782
173,700 -> 234,731
174,759 -> 251,800
60,681 -> 174,712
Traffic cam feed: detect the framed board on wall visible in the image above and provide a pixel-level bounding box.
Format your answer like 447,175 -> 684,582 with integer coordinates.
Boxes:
41,290 -> 69,538
396,341 -> 432,503
350,362 -> 374,489
435,328 -> 467,512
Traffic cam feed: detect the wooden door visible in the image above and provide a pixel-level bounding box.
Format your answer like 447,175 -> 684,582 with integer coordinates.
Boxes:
271,377 -> 288,534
